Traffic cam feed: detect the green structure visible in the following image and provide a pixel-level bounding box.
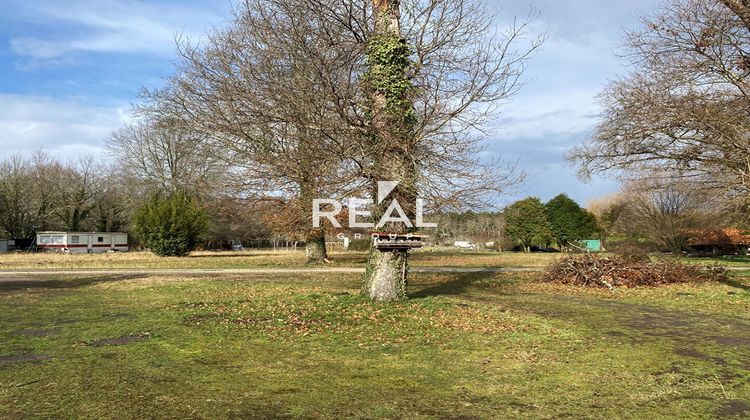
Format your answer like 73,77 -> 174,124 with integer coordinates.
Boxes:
580,239 -> 602,253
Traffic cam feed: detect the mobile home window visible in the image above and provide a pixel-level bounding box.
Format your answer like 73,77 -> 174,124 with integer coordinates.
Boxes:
40,235 -> 63,245
97,237 -> 105,243
71,236 -> 80,244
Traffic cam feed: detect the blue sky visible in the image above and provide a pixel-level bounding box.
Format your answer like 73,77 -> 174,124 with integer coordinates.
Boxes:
0,0 -> 658,207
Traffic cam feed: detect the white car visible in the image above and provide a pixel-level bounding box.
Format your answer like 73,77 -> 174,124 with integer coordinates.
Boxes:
453,241 -> 476,250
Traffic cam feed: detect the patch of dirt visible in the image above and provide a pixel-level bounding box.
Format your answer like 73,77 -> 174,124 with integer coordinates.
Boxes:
602,301 -> 750,368
673,347 -> 725,364
711,336 -> 750,348
716,399 -> 750,418
0,354 -> 50,365
88,333 -> 151,347
528,293 -> 750,350
13,329 -> 58,337
456,288 -> 750,374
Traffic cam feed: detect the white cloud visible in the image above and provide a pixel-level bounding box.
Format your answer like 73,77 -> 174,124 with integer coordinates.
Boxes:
0,94 -> 130,160
493,88 -> 602,140
8,0 -> 223,63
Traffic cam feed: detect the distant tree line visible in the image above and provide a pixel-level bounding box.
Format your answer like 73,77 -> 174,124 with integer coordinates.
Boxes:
3,148 -> 739,256
417,194 -> 601,253
0,152 -> 607,256
587,179 -> 745,254
0,150 -> 273,249
427,211 -> 510,249
0,152 -> 128,241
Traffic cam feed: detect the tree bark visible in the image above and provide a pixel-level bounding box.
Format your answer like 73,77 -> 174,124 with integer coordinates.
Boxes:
361,0 -> 416,301
362,248 -> 408,301
305,228 -> 328,264
300,177 -> 329,264
720,0 -> 750,30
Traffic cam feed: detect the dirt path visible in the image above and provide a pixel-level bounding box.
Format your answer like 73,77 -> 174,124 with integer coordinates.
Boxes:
1,265 -> 746,279
0,267 -> 543,278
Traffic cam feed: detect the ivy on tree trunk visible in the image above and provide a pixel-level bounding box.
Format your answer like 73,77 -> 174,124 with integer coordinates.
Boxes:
361,0 -> 418,301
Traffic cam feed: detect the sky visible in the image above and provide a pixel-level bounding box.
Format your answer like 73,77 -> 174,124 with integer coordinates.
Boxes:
0,0 -> 659,207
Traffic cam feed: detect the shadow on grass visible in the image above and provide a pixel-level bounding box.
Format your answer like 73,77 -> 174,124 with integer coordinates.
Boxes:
720,277 -> 750,292
0,275 -> 143,292
410,273 -> 487,298
187,253 -> 279,259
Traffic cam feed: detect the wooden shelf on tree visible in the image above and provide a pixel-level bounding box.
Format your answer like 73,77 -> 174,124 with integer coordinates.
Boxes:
371,233 -> 428,250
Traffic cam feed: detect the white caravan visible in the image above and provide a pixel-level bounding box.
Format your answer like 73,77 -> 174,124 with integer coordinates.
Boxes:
36,232 -> 129,253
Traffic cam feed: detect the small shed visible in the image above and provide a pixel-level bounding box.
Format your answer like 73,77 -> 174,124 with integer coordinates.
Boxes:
0,239 -> 11,253
580,240 -> 602,253
36,232 -> 129,254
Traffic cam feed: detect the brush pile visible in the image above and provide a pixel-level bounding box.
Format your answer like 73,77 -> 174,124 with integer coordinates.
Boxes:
544,252 -> 727,289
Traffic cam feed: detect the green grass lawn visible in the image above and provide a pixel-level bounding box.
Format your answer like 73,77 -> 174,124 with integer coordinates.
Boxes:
3,248 -> 750,272
682,255 -> 750,267
0,248 -> 561,270
1,272 -> 748,418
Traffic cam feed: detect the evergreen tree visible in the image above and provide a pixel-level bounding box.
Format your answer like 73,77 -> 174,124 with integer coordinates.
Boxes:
504,197 -> 553,252
545,194 -> 600,246
134,192 -> 208,257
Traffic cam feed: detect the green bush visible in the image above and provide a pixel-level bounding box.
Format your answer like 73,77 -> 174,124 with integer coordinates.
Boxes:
134,192 -> 208,257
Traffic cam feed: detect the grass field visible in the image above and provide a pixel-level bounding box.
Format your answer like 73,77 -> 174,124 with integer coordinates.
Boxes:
1,271 -> 748,418
0,248 -> 561,270
683,255 -> 750,267
3,248 -> 749,272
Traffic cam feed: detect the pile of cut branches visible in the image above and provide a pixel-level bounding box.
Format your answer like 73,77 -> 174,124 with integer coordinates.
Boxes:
544,253 -> 727,289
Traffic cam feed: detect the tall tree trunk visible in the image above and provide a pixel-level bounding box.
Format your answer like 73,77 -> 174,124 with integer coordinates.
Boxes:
361,0 -> 418,301
363,247 -> 408,300
300,178 -> 329,264
305,228 -> 328,264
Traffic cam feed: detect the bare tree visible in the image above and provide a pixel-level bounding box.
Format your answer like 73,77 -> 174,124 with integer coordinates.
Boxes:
28,150 -> 65,232
571,0 -> 750,222
0,155 -> 37,239
618,180 -> 719,253
143,0 -> 537,289
94,172 -> 132,233
0,152 -> 116,238
53,156 -> 104,232
586,193 -> 629,243
202,196 -> 274,249
142,0 -> 361,263
108,118 -> 227,196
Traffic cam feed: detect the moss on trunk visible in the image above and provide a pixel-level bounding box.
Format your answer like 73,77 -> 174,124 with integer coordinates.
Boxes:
361,0 -> 417,301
